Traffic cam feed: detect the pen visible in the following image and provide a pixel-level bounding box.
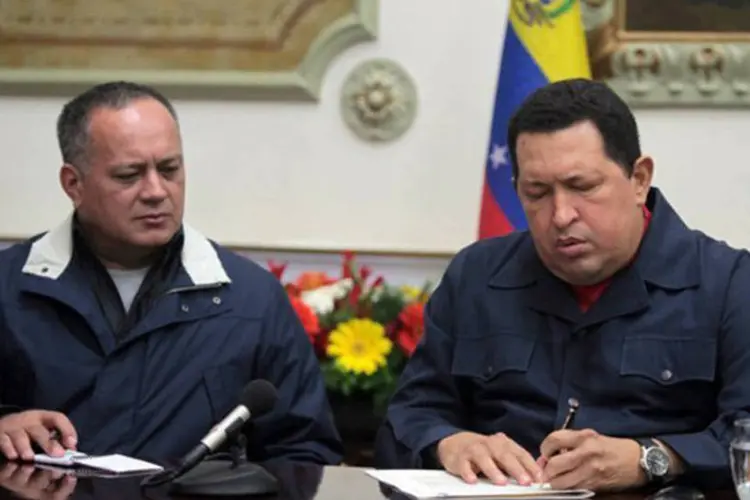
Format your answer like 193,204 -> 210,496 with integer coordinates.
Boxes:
561,397 -> 579,430
551,398 -> 579,457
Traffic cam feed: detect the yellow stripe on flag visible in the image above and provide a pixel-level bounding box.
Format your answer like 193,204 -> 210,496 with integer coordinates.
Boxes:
509,0 -> 591,82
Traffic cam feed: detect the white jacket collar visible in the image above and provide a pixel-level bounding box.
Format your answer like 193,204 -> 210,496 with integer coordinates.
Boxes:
21,214 -> 231,286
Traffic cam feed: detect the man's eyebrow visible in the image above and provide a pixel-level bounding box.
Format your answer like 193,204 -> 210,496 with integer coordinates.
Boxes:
520,173 -> 597,187
111,155 -> 183,170
562,173 -> 603,184
111,161 -> 147,170
157,155 -> 183,166
519,180 -> 548,188
561,174 -> 586,183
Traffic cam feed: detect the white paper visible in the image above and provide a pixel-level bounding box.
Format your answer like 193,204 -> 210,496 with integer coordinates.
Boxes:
32,451 -> 162,474
74,454 -> 163,473
33,450 -> 89,467
365,470 -> 595,499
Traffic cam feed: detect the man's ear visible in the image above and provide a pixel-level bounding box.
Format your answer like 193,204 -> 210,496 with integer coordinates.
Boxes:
59,164 -> 84,208
631,155 -> 654,206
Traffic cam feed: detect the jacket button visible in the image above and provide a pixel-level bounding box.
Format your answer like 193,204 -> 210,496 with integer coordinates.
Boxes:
41,266 -> 48,274
181,304 -> 190,313
485,365 -> 493,376
212,296 -> 221,305
661,369 -> 673,381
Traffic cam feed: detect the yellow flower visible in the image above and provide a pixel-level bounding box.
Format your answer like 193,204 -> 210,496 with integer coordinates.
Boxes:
326,318 -> 392,376
401,285 -> 429,303
400,285 -> 423,302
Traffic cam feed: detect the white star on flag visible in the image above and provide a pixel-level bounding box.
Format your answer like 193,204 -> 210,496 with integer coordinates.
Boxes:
489,144 -> 508,169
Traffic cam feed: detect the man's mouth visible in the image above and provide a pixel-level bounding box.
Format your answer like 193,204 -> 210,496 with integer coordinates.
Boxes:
555,238 -> 588,256
139,213 -> 169,223
556,238 -> 585,248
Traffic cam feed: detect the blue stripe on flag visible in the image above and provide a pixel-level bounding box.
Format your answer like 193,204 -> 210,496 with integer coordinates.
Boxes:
485,23 -> 549,231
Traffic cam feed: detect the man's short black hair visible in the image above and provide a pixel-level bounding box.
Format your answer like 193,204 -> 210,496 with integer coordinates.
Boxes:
507,78 -> 642,183
56,81 -> 178,168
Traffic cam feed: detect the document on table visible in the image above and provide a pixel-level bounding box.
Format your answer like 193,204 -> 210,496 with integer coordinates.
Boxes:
365,470 -> 594,499
32,451 -> 163,474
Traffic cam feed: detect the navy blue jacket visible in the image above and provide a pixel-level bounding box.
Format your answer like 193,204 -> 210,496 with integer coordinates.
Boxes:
375,188 -> 750,488
0,215 -> 343,464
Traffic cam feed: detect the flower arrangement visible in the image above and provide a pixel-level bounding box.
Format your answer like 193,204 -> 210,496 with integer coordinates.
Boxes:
268,251 -> 431,412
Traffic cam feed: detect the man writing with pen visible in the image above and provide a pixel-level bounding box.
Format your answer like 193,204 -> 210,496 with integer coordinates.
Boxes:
373,79 -> 750,492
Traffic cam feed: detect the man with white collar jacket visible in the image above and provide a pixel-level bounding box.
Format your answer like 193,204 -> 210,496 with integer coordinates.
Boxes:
0,81 -> 342,465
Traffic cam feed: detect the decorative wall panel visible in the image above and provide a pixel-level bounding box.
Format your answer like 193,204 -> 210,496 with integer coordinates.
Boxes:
0,0 -> 377,100
583,0 -> 750,107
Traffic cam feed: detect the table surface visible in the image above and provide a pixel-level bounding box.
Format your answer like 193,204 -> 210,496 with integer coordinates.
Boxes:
0,460 -> 739,500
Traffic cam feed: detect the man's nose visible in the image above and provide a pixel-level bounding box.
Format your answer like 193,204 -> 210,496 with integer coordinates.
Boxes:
551,192 -> 578,229
140,169 -> 168,201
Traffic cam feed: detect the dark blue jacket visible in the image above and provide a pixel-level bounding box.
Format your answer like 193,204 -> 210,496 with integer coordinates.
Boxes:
0,216 -> 343,464
375,188 -> 750,489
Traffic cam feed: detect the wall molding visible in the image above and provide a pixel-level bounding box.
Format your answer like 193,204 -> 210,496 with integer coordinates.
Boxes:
0,237 -> 455,259
0,239 -> 452,287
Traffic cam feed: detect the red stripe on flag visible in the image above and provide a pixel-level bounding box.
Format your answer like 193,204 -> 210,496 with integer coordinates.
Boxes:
478,181 -> 514,239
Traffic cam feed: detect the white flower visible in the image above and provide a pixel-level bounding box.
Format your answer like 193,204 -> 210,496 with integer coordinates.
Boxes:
300,278 -> 354,315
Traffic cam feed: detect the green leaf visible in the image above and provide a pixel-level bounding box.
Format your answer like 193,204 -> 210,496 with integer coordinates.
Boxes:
369,286 -> 407,324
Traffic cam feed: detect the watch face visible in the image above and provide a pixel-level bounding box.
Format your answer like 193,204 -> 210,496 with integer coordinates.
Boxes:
646,448 -> 670,476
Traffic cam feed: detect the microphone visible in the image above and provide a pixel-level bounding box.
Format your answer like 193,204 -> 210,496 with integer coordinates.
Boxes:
175,379 -> 278,476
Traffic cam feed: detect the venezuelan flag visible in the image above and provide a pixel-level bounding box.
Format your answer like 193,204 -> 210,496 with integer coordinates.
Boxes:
478,0 -> 591,239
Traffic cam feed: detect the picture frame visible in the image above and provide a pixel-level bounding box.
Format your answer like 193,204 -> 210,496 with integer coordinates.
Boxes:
582,0 -> 750,107
0,0 -> 378,101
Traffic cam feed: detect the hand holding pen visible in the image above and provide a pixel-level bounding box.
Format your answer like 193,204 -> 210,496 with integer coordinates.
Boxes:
558,398 -> 580,453
537,398 -> 579,468
539,397 -> 647,491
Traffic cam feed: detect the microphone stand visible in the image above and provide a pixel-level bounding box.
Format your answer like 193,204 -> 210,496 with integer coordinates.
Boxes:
142,434 -> 280,497
168,433 -> 279,497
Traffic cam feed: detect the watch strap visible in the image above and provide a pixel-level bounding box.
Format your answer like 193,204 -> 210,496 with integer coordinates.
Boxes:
635,437 -> 657,449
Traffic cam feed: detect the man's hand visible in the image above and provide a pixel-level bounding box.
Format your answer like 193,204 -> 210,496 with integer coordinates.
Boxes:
0,411 -> 77,461
0,462 -> 77,500
539,429 -> 645,492
437,431 -> 544,486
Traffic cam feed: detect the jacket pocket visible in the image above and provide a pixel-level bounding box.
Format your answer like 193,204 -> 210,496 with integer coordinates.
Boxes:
619,335 -> 716,385
451,333 -> 535,381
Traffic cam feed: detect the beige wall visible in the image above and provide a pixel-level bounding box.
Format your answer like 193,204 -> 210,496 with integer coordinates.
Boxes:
0,0 -> 748,283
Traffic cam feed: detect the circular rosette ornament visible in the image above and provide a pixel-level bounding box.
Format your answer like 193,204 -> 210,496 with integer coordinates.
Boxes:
340,58 -> 418,142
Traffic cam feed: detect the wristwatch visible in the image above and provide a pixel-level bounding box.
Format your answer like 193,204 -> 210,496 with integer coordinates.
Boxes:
635,438 -> 670,483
